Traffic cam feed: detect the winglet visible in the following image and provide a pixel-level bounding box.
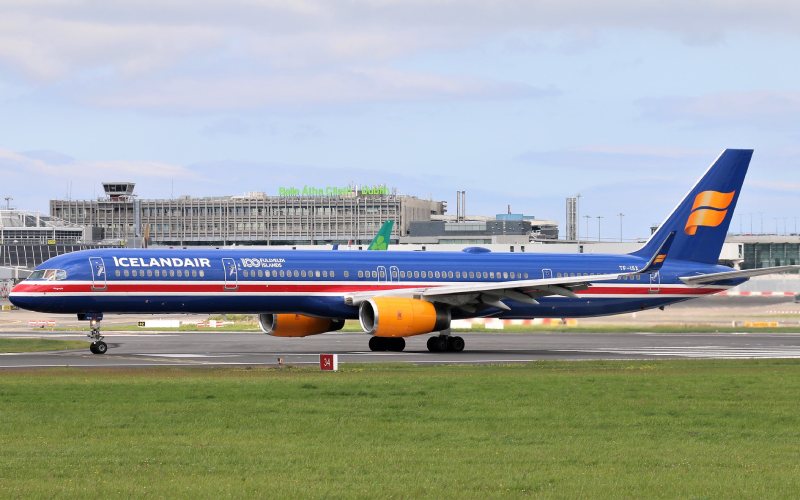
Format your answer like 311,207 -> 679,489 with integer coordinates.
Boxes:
639,231 -> 675,274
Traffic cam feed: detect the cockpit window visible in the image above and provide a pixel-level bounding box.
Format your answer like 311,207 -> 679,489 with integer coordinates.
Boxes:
28,269 -> 67,281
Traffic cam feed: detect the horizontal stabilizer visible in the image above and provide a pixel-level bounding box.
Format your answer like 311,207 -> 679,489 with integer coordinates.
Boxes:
680,265 -> 800,286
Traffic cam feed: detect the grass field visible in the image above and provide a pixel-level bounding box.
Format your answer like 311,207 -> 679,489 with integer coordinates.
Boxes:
0,338 -> 88,353
2,361 -> 800,497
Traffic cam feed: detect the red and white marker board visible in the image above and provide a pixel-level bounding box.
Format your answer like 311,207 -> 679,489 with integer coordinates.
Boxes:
320,353 -> 338,371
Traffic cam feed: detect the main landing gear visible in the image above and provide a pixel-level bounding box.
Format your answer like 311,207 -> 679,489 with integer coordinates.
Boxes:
427,334 -> 465,353
86,316 -> 107,355
368,336 -> 406,352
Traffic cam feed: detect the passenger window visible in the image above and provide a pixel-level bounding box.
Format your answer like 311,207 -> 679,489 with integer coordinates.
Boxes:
434,271 -> 440,278
115,270 -> 121,277
330,270 -> 335,278
155,270 -> 160,277
503,272 -> 508,279
293,270 -> 299,278
192,270 -> 198,277
199,270 -> 205,277
132,270 -> 138,277
243,270 -> 249,278
524,273 -> 529,279
301,270 -> 306,278
379,269 -> 385,278
455,271 -> 461,279
489,272 -> 495,279
257,270 -> 263,278
315,270 -> 321,278
322,270 -> 328,278
169,270 -> 175,277
147,270 -> 153,277
372,270 -> 378,278
358,270 -> 363,278
421,271 -> 427,278
413,271 -> 419,278
510,272 -> 515,279
123,270 -> 130,277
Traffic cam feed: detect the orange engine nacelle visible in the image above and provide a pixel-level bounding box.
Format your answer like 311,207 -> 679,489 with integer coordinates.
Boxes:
359,297 -> 450,338
258,314 -> 345,337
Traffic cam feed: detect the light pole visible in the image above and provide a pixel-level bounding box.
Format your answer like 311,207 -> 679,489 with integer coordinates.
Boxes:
576,193 -> 581,244
583,215 -> 591,241
618,212 -> 624,242
596,215 -> 604,242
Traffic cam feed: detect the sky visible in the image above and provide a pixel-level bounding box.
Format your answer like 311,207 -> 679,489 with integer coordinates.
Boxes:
1,0 -> 799,241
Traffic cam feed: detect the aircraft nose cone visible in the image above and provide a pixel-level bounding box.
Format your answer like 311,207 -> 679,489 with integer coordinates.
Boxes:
8,283 -> 29,310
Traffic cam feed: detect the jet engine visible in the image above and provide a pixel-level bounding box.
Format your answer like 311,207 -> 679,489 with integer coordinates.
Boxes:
359,297 -> 450,337
258,313 -> 345,337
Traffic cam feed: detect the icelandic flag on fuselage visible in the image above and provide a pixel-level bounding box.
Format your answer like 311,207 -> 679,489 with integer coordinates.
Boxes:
632,149 -> 753,264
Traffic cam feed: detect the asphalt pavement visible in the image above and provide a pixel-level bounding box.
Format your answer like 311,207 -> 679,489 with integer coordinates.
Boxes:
3,330 -> 800,369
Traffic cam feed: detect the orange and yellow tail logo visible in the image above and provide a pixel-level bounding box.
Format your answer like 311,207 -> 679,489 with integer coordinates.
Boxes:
684,190 -> 735,235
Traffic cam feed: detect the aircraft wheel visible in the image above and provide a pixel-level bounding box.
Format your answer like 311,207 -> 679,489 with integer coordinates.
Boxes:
448,336 -> 465,352
427,336 -> 448,353
368,336 -> 385,352
388,338 -> 406,352
90,341 -> 107,355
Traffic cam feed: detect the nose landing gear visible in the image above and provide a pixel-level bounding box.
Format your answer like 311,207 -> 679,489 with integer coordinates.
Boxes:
81,314 -> 107,355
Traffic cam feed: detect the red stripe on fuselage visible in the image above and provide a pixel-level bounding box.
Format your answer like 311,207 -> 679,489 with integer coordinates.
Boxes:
12,281 -> 725,296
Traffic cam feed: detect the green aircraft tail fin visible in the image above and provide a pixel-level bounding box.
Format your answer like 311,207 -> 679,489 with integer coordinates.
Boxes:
367,220 -> 394,250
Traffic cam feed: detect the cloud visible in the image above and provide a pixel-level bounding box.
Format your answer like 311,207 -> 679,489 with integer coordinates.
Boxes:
516,145 -> 706,171
638,91 -> 800,127
89,70 -> 553,110
2,1 -> 797,111
0,148 -> 198,181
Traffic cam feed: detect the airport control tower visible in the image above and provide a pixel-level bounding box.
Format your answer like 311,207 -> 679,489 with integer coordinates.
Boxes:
102,182 -> 136,201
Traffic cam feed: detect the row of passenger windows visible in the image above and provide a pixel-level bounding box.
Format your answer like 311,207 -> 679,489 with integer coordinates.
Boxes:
114,269 -> 205,278
237,269 -> 532,280
111,268 -> 642,281
242,269 -> 336,278
355,270 -> 530,280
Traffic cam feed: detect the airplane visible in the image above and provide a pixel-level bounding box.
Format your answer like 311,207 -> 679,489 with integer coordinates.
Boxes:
9,149 -> 798,355
332,220 -> 394,251
367,220 -> 394,250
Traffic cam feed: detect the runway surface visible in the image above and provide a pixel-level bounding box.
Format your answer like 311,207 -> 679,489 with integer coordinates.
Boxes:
3,330 -> 800,368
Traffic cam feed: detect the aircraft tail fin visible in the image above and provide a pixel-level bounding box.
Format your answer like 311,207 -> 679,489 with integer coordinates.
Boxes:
368,220 -> 394,251
631,149 -> 753,264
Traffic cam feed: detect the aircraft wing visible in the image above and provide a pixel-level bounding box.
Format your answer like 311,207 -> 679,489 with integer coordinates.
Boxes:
344,232 -> 676,312
345,271 -> 640,311
679,265 -> 800,286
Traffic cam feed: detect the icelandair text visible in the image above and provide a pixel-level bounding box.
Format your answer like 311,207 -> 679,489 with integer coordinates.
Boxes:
112,257 -> 211,268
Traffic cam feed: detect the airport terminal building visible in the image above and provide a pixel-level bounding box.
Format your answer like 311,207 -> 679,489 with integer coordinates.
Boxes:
50,183 -> 446,247
0,209 -> 116,275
